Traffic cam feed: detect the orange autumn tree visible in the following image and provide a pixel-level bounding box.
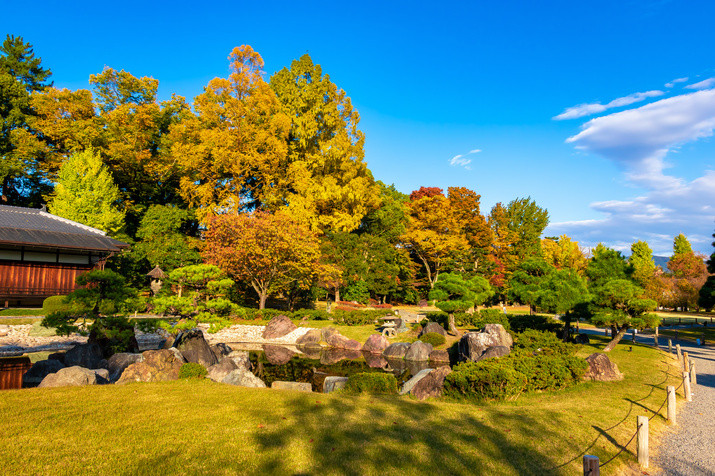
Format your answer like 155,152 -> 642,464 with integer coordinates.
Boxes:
203,212 -> 320,309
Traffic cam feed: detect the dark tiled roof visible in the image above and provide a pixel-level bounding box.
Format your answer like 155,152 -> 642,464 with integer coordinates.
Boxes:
0,205 -> 129,252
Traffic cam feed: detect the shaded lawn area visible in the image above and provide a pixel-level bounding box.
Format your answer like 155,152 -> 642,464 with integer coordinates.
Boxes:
0,309 -> 44,317
0,336 -> 682,475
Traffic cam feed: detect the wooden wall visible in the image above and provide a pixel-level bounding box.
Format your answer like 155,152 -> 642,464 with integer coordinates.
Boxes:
0,262 -> 93,305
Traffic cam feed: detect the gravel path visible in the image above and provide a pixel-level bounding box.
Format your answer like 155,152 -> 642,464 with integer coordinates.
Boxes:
650,336 -> 715,475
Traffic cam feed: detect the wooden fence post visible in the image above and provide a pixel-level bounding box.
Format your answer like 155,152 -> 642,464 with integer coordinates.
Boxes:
667,386 -> 676,424
683,352 -> 689,372
690,361 -> 697,385
653,334 -> 659,347
668,339 -> 673,353
637,416 -> 649,468
683,372 -> 692,402
583,455 -> 599,475
676,344 -> 682,361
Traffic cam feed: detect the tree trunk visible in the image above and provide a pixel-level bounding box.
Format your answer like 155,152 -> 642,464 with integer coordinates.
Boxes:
335,288 -> 340,303
604,326 -> 629,352
259,292 -> 267,310
561,316 -> 572,342
529,305 -> 534,316
448,313 -> 460,336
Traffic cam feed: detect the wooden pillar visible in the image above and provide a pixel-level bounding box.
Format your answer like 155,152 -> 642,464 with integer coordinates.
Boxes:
653,334 -> 659,347
637,416 -> 649,468
683,372 -> 692,402
668,339 -> 673,353
690,361 -> 697,385
683,352 -> 689,372
583,455 -> 599,476
676,344 -> 682,361
667,386 -> 676,424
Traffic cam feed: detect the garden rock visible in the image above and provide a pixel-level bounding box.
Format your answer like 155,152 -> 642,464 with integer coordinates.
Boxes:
94,368 -> 110,384
321,327 -> 340,341
222,368 -> 266,388
263,344 -> 296,365
173,329 -> 218,368
419,322 -> 446,338
583,353 -> 623,382
271,381 -> 312,392
38,366 -> 98,388
325,332 -> 362,351
475,345 -> 510,362
210,343 -> 233,361
323,376 -> 349,393
411,366 -> 452,400
458,324 -> 513,362
382,342 -> 411,359
23,359 -> 65,387
207,359 -> 239,382
48,352 -> 66,364
262,315 -> 296,339
227,350 -> 251,370
64,343 -> 106,369
296,328 -> 322,346
362,334 -> 390,354
399,368 -> 433,395
574,334 -> 590,344
429,349 -> 450,362
405,341 -> 433,361
107,353 -> 143,382
116,348 -> 185,384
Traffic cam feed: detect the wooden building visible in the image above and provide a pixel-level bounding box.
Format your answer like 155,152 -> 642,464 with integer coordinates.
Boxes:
0,205 -> 129,307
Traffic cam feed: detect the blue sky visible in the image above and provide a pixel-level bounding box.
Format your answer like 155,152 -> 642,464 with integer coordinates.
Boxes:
3,0 -> 714,255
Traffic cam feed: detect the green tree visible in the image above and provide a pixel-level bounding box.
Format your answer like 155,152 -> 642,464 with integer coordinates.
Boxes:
699,229 -> 715,310
586,243 -> 632,288
359,181 -> 409,243
505,197 -> 549,262
47,149 -> 126,235
41,270 -> 140,356
509,259 -> 553,315
673,233 -> 693,256
629,240 -> 655,288
270,54 -> 379,233
0,34 -> 52,205
429,272 -> 493,335
134,204 -> 201,271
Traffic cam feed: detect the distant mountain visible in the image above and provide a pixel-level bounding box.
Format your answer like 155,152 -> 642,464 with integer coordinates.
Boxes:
653,256 -> 670,269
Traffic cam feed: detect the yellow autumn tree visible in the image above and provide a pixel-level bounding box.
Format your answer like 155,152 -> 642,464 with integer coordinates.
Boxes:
269,54 -> 379,233
542,234 -> 587,274
171,46 -> 290,223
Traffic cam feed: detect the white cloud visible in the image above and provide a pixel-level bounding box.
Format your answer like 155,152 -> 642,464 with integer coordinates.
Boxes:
685,77 -> 715,90
554,89 -> 715,255
665,77 -> 688,88
554,90 -> 664,120
448,148 -> 481,170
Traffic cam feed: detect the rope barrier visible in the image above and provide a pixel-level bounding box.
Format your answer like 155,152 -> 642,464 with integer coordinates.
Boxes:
599,423 -> 641,468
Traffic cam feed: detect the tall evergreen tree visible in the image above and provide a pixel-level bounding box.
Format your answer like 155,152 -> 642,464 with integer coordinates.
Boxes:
0,34 -> 52,205
699,229 -> 715,310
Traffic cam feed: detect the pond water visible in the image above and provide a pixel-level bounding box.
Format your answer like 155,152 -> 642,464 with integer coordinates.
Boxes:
238,344 -> 451,392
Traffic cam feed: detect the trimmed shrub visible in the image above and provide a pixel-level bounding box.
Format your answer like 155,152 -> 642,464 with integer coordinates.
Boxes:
343,372 -> 398,395
424,310 -> 511,330
443,360 -> 527,401
510,351 -> 588,392
507,314 -> 562,334
332,309 -> 386,326
514,329 -> 575,355
179,362 -> 208,379
419,332 -> 446,347
42,295 -> 82,316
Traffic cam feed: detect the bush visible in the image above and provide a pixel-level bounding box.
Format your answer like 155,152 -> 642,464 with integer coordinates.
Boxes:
419,332 -> 446,347
42,295 -> 82,316
292,309 -> 331,321
332,309 -> 386,326
507,314 -> 562,334
510,351 -> 587,392
443,360 -> 527,401
514,329 -> 575,355
343,372 -> 398,395
424,310 -> 511,330
179,362 -> 208,379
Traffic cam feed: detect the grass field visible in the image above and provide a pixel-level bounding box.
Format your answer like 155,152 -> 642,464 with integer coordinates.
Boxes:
0,308 -> 44,317
1,335 -> 682,475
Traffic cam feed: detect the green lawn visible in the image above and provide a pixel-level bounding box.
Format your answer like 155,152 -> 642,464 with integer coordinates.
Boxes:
0,308 -> 44,317
0,336 -> 682,475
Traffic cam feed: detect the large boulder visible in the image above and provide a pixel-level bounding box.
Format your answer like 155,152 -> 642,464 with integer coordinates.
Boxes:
399,368 -> 433,395
321,327 -> 340,342
271,381 -> 312,392
362,334 -> 390,354
207,358 -> 240,382
419,322 -> 447,338
210,343 -> 233,361
263,345 -> 296,365
382,342 -> 411,359
411,366 -> 452,400
173,329 -> 219,368
227,350 -> 251,371
107,353 -> 143,382
262,315 -> 296,340
296,329 -> 322,346
584,353 -> 624,382
23,359 -> 65,387
405,341 -> 433,361
458,324 -> 513,362
38,366 -> 99,388
222,368 -> 266,388
64,343 -> 106,369
116,348 -> 185,384
325,332 -> 362,351
476,345 -> 510,362
429,349 -> 450,363
323,376 -> 349,393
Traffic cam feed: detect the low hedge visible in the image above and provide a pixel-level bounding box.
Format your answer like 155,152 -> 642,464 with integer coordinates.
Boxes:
179,362 -> 208,379
419,332 -> 446,347
343,372 -> 398,395
443,360 -> 527,401
506,314 -> 562,334
424,309 -> 511,330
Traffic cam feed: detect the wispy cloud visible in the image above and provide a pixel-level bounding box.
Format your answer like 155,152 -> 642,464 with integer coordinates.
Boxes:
448,148 -> 481,170
555,88 -> 715,255
685,77 -> 715,90
554,90 -> 664,120
665,77 -> 688,88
